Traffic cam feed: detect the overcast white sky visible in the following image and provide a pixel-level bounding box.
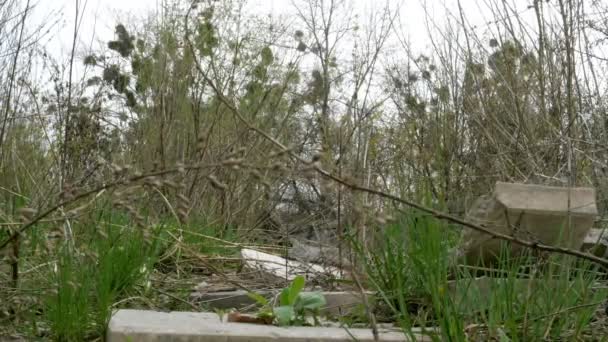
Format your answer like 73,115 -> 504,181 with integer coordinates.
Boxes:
34,0 -> 521,62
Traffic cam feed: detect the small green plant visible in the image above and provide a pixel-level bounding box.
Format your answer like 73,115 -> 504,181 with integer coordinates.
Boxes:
213,308 -> 228,322
248,275 -> 327,326
43,212 -> 162,341
355,210 -> 608,341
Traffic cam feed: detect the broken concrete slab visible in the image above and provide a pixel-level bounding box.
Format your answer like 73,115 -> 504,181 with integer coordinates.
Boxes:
107,309 -> 423,341
288,238 -> 350,268
241,248 -> 342,282
460,182 -> 597,265
448,276 -> 603,313
581,228 -> 608,257
191,289 -> 262,310
191,289 -> 372,316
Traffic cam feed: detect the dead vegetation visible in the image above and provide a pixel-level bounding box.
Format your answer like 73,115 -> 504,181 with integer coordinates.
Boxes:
1,0 -> 608,340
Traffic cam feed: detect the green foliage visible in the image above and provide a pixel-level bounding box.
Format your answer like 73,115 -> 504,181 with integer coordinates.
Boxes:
45,248 -> 93,341
108,24 -> 135,57
248,275 -> 327,326
274,276 -> 326,326
196,10 -> 218,57
305,69 -> 325,104
93,225 -> 160,329
0,123 -> 49,206
3,0 -> 608,340
83,55 -> 96,65
260,46 -> 274,65
43,218 -> 161,341
355,211 -> 606,341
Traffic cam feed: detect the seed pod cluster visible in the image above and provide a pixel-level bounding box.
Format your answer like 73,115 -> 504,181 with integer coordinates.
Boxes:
207,174 -> 227,191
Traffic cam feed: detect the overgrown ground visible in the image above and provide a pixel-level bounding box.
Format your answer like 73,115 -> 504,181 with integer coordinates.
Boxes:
2,208 -> 608,341
2,0 -> 608,340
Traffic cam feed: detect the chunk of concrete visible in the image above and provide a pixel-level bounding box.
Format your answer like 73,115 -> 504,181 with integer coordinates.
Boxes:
581,228 -> 608,257
241,248 -> 342,282
288,238 -> 351,268
107,309 -> 422,341
191,290 -> 372,316
460,182 -> 597,265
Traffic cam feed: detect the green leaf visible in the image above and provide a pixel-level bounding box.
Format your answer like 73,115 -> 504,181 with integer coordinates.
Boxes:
288,276 -> 306,304
297,292 -> 326,311
279,287 -> 291,306
247,291 -> 269,306
273,305 -> 294,326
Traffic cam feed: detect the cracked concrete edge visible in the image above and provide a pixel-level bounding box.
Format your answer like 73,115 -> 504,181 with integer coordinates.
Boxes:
107,309 -> 427,342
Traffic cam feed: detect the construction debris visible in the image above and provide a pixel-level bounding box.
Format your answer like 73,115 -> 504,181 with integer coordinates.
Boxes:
581,228 -> 608,257
460,182 -> 597,265
240,248 -> 342,282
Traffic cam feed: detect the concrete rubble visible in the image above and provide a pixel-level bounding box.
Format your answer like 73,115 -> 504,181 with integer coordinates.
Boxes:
288,238 -> 350,268
107,309 -> 423,342
581,228 -> 608,257
460,182 -> 598,265
190,289 -> 371,316
241,248 -> 342,281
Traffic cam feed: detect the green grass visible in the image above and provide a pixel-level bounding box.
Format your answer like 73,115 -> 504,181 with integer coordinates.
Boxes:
2,206 -> 243,341
42,221 -> 161,341
4,204 -> 606,341
353,210 -> 607,341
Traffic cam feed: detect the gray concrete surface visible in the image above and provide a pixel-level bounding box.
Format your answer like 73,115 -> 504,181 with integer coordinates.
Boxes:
460,182 -> 597,265
581,228 -> 608,257
107,309 -> 422,341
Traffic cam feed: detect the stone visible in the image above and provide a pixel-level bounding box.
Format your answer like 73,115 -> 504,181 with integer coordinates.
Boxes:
460,182 -> 597,265
241,248 -> 342,282
107,309 -> 424,341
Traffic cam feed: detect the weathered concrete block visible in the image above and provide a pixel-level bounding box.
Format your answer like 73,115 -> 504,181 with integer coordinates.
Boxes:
107,309 -> 422,341
191,290 -> 372,316
461,182 -> 597,265
581,228 -> 608,257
